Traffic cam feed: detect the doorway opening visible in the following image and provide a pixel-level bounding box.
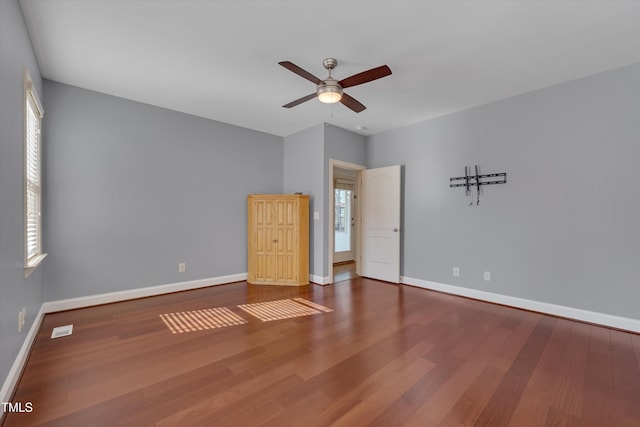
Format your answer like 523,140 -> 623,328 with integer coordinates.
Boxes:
334,180 -> 355,263
333,260 -> 357,282
329,159 -> 366,284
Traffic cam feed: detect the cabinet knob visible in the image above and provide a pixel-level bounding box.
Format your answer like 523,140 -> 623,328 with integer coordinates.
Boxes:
272,239 -> 278,243
393,228 -> 399,232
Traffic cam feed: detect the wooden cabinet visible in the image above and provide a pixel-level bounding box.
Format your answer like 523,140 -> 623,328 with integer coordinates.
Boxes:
247,194 -> 309,286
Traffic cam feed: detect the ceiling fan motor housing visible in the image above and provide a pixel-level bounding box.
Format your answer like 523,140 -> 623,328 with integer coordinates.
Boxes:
318,58 -> 343,102
317,77 -> 343,102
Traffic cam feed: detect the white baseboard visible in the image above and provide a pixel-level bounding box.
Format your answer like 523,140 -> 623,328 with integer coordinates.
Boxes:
401,276 -> 640,333
42,273 -> 247,313
0,272 -> 246,415
0,305 -> 45,411
310,274 -> 331,285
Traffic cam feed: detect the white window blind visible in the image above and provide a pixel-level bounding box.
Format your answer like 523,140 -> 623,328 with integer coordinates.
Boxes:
24,69 -> 46,276
26,91 -> 41,261
335,178 -> 355,191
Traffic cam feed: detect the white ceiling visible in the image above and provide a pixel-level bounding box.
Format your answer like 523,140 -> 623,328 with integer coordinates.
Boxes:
19,0 -> 640,137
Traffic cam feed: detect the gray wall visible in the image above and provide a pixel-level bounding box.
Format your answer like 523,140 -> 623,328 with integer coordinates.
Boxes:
367,63 -> 640,319
0,0 -> 45,395
324,124 -> 366,276
42,81 -> 283,301
283,124 -> 324,277
284,123 -> 366,279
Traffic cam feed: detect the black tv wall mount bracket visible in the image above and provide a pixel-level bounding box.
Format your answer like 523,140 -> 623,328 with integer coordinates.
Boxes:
449,165 -> 506,205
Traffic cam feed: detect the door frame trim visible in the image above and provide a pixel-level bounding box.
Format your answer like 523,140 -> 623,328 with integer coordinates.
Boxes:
328,159 -> 366,284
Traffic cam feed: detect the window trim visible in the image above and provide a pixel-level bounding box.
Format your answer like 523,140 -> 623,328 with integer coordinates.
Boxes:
23,68 -> 47,278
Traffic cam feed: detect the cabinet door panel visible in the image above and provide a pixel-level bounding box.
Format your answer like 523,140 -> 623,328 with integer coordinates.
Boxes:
253,199 -> 275,282
275,199 -> 297,283
248,195 -> 308,285
255,227 -> 275,282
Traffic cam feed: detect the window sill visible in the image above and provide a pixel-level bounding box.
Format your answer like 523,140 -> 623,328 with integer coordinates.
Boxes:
24,253 -> 47,279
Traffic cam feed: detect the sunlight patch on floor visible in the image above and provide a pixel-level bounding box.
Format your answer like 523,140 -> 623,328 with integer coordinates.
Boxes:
238,298 -> 333,322
159,307 -> 247,334
160,298 -> 333,333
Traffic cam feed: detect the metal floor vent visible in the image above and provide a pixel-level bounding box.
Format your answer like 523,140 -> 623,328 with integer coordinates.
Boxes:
51,324 -> 73,339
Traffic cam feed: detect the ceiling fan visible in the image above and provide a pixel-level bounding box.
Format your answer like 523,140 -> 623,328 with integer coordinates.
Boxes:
279,58 -> 392,113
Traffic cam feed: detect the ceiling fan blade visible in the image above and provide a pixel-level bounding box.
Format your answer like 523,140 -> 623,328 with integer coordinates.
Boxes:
340,93 -> 366,113
282,93 -> 317,108
279,61 -> 324,85
339,65 -> 392,89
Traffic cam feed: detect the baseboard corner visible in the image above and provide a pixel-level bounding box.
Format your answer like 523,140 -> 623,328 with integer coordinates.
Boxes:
310,274 -> 331,285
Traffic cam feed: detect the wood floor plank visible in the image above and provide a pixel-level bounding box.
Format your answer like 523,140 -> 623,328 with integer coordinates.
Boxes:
474,315 -> 556,426
610,329 -> 640,422
508,318 -> 572,426
404,318 -> 513,425
368,354 -> 465,426
633,333 -> 640,373
316,340 -> 436,426
581,325 -> 615,427
261,389 -> 334,427
544,406 -> 583,427
277,323 -> 435,407
3,278 -> 639,427
156,373 -> 304,426
490,311 -> 540,372
549,321 -> 590,418
436,364 -> 506,427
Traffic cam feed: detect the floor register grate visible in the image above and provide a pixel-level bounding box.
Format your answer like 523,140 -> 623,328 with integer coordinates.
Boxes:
51,324 -> 73,339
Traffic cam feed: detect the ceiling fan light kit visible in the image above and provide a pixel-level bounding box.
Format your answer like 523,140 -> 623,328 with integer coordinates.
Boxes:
279,57 -> 392,113
317,79 -> 343,104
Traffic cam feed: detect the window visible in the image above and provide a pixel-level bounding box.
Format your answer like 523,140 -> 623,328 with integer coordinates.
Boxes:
24,68 -> 46,278
334,179 -> 355,255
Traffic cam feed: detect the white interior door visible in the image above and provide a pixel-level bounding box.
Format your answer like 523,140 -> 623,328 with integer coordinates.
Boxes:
361,165 -> 401,283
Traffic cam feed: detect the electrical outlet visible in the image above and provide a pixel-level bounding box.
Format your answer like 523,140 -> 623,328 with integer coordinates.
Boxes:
178,262 -> 186,273
484,271 -> 491,281
453,267 -> 460,277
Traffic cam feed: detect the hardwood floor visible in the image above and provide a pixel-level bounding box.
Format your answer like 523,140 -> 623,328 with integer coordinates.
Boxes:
333,261 -> 357,282
3,278 -> 640,426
